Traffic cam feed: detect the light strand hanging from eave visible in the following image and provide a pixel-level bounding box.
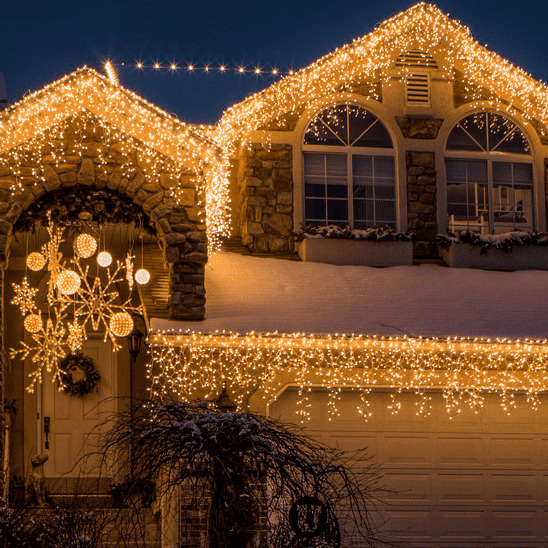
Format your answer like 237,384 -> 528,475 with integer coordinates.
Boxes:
213,2 -> 548,154
0,68 -> 232,254
147,331 -> 548,420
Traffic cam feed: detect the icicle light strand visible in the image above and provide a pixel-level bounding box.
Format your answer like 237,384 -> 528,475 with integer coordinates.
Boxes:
147,332 -> 548,420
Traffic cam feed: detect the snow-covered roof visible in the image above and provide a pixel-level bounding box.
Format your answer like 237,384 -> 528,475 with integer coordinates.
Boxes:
151,252 -> 548,339
215,2 -> 548,147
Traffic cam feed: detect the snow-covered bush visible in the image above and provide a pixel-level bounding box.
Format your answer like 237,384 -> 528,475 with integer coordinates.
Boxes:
296,224 -> 413,242
438,230 -> 548,254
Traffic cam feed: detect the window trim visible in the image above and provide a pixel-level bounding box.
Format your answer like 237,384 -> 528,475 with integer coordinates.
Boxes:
444,112 -> 535,233
302,147 -> 397,228
294,98 -> 402,233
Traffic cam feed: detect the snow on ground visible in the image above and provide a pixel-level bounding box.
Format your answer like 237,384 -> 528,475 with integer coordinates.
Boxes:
151,252 -> 548,339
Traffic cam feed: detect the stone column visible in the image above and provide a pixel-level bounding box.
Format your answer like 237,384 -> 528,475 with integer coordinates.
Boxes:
238,144 -> 293,253
406,151 -> 438,259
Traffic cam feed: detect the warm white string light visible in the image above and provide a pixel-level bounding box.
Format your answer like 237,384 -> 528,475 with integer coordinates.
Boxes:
108,61 -> 295,77
0,69 -> 230,254
147,331 -> 548,420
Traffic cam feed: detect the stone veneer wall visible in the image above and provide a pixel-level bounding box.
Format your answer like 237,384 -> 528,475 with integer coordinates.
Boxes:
237,143 -> 294,253
0,115 -> 207,320
406,151 -> 438,258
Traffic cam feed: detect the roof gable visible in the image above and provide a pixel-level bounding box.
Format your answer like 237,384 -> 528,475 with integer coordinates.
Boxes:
215,2 -> 548,145
0,67 -> 217,173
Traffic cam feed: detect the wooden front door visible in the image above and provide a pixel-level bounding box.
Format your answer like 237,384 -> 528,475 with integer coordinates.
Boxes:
40,338 -> 116,488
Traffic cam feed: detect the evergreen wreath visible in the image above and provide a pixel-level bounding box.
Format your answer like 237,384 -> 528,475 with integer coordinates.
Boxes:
58,352 -> 100,396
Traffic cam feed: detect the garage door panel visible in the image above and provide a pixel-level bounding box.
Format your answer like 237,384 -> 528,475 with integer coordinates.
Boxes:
489,437 -> 537,466
438,473 -> 485,502
435,436 -> 484,467
379,435 -> 432,466
540,439 -> 548,464
491,473 -> 538,502
383,472 -> 432,502
489,510 -> 538,539
438,510 -> 485,539
328,433 -> 376,453
383,509 -> 433,539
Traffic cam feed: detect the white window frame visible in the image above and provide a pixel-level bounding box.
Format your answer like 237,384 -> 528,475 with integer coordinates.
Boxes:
302,144 -> 396,228
445,149 -> 535,233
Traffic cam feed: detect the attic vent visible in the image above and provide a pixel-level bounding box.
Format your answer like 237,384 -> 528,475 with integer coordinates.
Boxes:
395,51 -> 438,69
405,73 -> 430,106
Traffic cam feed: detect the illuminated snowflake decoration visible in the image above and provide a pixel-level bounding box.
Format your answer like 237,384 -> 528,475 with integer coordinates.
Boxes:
10,313 -> 68,392
68,259 -> 142,350
11,277 -> 38,315
10,217 -> 145,390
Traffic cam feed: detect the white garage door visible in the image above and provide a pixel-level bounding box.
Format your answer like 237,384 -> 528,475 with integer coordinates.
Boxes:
270,388 -> 548,547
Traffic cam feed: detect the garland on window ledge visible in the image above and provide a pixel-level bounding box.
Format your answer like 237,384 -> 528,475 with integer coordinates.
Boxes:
58,352 -> 100,396
295,224 -> 413,242
437,230 -> 548,254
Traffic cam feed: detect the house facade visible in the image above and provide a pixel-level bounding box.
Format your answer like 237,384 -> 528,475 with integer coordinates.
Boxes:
2,3 -> 548,546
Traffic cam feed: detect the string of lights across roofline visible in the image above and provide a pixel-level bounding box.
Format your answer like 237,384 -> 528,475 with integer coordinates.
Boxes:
147,331 -> 548,420
214,2 -> 548,153
0,67 -> 231,254
107,61 -> 297,77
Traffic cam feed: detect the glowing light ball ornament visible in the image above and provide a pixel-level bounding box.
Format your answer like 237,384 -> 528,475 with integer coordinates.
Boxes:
109,312 -> 134,338
57,269 -> 81,295
74,233 -> 97,259
135,268 -> 150,285
97,251 -> 113,268
27,252 -> 46,271
24,314 -> 42,334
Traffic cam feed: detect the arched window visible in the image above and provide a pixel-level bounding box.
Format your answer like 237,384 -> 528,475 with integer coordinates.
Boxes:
445,112 -> 534,234
302,104 -> 396,229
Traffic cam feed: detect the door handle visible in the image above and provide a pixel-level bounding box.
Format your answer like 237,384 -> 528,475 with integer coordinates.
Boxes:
43,416 -> 50,449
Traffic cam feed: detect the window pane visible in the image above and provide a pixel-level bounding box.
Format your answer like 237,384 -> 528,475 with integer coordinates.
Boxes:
304,105 -> 392,148
512,162 -> 533,184
326,155 -> 347,176
492,162 -> 512,183
374,156 -> 395,178
327,200 -> 348,222
321,105 -> 349,145
375,200 -> 396,223
326,183 -> 348,198
446,159 -> 468,182
304,154 -> 325,175
353,200 -> 374,224
376,182 -> 395,199
489,113 -> 530,154
446,124 -> 484,152
466,160 -> 487,182
353,184 -> 373,199
305,199 -> 326,222
353,119 -> 393,148
305,183 -> 325,198
304,117 -> 345,146
352,155 -> 372,177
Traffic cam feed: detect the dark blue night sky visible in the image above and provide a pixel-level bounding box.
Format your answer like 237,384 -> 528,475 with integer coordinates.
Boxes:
2,0 -> 548,124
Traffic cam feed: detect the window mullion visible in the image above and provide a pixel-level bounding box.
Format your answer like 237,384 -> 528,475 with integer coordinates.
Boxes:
487,159 -> 494,232
348,151 -> 354,227
372,156 -> 376,225
324,154 -> 328,224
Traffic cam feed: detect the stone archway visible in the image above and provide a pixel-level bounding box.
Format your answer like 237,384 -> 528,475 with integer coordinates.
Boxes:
0,112 -> 207,321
